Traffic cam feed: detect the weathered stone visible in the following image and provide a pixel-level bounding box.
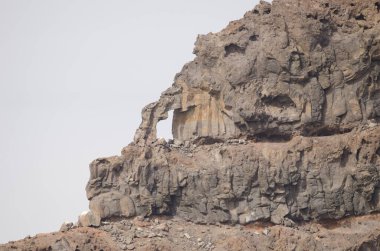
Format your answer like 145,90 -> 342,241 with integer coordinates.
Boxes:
87,125 -> 380,224
85,0 -> 380,228
132,0 -> 380,144
78,211 -> 101,227
3,1 -> 380,250
59,222 -> 73,232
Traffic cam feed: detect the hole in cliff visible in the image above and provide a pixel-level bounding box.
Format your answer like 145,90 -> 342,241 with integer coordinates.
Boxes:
302,126 -> 352,137
168,195 -> 178,215
249,34 -> 259,41
239,26 -> 248,32
263,8 -> 271,15
249,35 -> 259,41
193,136 -> 225,145
376,2 -> 380,12
248,133 -> 292,142
376,147 -> 380,156
340,148 -> 350,167
157,110 -> 173,141
261,95 -> 296,108
225,44 -> 245,57
356,147 -> 361,161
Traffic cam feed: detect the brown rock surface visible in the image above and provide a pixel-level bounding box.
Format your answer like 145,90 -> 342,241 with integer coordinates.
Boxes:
2,214 -> 380,251
86,0 -> 380,227
87,126 -> 380,226
3,0 -> 380,250
134,0 -> 380,144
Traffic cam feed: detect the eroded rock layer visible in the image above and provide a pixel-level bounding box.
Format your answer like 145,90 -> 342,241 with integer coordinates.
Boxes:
86,0 -> 380,227
87,126 -> 380,225
134,0 -> 380,144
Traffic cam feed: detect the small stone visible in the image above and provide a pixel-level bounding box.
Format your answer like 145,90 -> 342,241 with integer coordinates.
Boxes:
263,228 -> 269,236
136,216 -> 144,221
59,222 -> 73,232
317,233 -> 326,239
78,211 -> 100,227
148,232 -> 156,238
284,218 -> 295,227
156,138 -> 167,146
184,141 -> 191,148
126,244 -> 135,250
173,139 -> 183,147
156,223 -> 169,232
137,231 -> 148,238
124,236 -> 133,245
184,233 -> 191,239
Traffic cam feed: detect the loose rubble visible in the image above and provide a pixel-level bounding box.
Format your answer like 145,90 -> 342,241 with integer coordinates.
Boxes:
3,214 -> 380,250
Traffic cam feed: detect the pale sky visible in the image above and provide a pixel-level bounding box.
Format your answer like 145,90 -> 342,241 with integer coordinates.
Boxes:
0,0 -> 261,243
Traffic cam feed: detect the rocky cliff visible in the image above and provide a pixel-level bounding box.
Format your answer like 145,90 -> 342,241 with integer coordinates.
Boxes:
2,0 -> 380,250
85,0 -> 380,227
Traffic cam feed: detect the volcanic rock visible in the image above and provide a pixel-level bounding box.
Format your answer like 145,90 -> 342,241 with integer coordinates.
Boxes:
86,0 -> 380,226
2,0 -> 380,250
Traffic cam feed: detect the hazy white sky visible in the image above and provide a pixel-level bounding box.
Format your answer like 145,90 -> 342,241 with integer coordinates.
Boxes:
0,0 -> 261,243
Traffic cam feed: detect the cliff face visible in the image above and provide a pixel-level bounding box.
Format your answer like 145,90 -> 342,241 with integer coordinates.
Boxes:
86,127 -> 380,226
134,0 -> 380,144
2,0 -> 380,250
85,0 -> 380,227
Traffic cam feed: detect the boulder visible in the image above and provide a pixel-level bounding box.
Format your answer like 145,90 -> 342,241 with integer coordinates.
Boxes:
78,211 -> 101,227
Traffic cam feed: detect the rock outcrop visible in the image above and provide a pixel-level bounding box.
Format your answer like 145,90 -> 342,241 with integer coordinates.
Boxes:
3,0 -> 380,250
85,0 -> 380,227
134,0 -> 380,144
